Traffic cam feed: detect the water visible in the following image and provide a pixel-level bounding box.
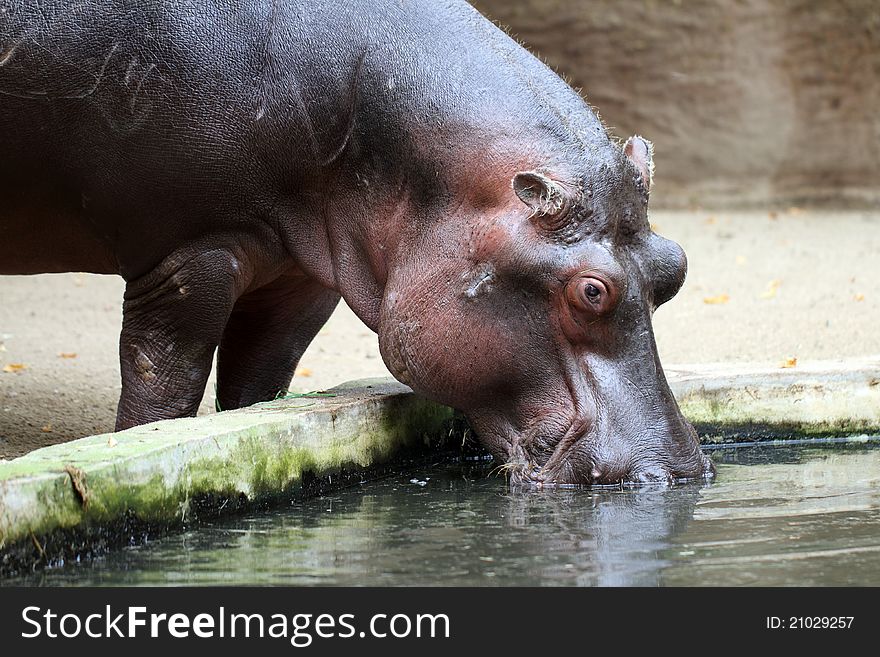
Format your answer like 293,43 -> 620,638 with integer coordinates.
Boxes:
9,439 -> 880,586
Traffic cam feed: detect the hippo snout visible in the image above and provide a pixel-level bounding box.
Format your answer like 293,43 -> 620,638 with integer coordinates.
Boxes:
507,419 -> 715,488
511,453 -> 714,488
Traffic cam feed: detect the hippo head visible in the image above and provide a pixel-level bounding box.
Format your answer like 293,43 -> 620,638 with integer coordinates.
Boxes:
378,135 -> 714,486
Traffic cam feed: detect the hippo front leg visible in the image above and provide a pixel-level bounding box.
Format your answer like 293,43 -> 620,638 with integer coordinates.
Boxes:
215,274 -> 340,411
115,247 -> 247,430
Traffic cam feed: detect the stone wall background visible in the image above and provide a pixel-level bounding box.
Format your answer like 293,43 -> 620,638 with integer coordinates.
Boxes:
472,0 -> 880,208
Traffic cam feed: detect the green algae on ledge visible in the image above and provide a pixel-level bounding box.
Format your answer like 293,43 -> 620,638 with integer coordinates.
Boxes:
0,380 -> 454,575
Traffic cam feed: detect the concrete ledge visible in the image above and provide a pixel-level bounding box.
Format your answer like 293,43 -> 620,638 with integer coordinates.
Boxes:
1,357 -> 879,576
668,356 -> 880,441
0,380 -> 454,575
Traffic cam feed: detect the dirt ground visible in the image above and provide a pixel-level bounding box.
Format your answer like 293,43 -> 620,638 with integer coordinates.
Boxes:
1,209 -> 878,459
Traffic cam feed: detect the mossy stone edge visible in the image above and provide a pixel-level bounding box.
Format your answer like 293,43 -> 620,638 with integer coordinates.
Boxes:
668,357 -> 880,441
0,380 -> 455,576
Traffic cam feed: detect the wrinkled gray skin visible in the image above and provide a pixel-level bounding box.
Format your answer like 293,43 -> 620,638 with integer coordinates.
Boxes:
0,0 -> 713,485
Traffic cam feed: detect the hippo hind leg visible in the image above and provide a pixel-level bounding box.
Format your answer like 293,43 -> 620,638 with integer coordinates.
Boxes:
215,273 -> 341,411
116,246 -> 245,430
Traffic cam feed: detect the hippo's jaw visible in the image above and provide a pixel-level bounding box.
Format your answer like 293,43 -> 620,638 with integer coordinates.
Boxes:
464,349 -> 716,488
518,422 -> 715,488
472,410 -> 714,488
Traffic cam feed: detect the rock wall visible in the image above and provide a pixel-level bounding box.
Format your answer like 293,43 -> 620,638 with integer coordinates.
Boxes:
472,0 -> 880,207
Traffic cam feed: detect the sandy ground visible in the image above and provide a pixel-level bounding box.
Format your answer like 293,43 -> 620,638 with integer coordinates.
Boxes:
1,209 -> 878,458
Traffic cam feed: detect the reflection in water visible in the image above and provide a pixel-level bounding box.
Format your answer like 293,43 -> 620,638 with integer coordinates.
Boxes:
8,441 -> 880,586
501,485 -> 703,586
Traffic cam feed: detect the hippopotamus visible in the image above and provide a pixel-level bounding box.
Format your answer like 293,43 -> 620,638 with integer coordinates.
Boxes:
0,0 -> 713,485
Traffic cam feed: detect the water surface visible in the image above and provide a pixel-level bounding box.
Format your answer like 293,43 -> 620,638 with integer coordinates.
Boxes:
11,439 -> 880,586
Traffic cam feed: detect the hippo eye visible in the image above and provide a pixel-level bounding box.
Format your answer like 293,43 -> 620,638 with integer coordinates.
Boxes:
565,274 -> 617,316
580,278 -> 608,306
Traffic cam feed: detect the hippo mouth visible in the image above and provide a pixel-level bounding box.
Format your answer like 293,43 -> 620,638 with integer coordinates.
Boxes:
504,447 -> 716,489
486,411 -> 715,488
503,442 -> 715,488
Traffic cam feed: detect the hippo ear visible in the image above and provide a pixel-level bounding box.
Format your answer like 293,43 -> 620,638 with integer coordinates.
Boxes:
623,135 -> 654,193
512,171 -> 570,227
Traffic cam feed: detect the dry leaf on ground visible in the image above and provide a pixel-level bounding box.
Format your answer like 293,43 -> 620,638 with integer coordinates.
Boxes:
703,294 -> 730,305
779,357 -> 798,368
294,367 -> 313,377
2,363 -> 27,373
760,279 -> 781,299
